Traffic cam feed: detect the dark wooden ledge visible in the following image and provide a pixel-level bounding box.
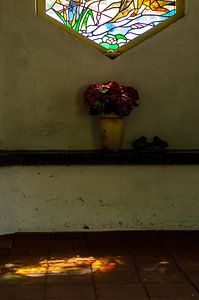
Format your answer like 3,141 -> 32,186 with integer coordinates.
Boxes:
0,150 -> 199,166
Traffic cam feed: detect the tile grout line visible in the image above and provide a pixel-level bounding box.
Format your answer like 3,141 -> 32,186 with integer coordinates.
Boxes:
43,233 -> 52,300
191,234 -> 199,245
2,233 -> 16,268
159,234 -> 199,297
7,233 -> 16,260
121,232 -> 152,300
85,232 -> 98,300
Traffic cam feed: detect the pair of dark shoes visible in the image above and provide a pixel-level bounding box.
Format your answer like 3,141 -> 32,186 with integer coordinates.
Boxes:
132,136 -> 169,152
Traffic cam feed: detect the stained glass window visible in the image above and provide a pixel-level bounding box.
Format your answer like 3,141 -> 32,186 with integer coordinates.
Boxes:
37,0 -> 184,57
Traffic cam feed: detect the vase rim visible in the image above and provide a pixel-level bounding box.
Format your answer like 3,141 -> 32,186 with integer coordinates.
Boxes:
100,113 -> 124,118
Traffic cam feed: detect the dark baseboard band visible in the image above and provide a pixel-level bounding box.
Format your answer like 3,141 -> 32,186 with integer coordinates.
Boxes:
1,150 -> 199,166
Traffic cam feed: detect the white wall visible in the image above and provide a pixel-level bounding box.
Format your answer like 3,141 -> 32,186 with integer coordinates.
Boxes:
0,165 -> 199,235
0,0 -> 199,150
0,1 -> 199,234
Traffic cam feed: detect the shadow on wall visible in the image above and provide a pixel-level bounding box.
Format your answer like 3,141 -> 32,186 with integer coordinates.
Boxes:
76,86 -> 101,149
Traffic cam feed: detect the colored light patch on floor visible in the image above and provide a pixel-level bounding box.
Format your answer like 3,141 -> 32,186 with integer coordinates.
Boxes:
0,256 -> 125,283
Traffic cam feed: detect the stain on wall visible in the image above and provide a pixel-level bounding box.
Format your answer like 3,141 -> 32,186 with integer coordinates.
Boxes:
0,165 -> 199,234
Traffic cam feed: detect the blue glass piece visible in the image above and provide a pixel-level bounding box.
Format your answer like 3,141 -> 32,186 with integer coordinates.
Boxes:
163,9 -> 176,17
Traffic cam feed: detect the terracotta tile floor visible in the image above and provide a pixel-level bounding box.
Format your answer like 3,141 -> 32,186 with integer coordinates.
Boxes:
0,231 -> 199,299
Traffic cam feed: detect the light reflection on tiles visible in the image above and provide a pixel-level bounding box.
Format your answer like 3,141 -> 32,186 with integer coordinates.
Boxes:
1,256 -> 125,282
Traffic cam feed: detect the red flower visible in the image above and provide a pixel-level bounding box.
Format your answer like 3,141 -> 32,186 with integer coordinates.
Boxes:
123,86 -> 139,104
84,81 -> 139,116
84,84 -> 101,106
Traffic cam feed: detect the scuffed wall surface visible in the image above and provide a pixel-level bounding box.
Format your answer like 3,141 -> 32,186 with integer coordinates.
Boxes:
0,165 -> 199,235
0,0 -> 199,150
0,1 -> 199,234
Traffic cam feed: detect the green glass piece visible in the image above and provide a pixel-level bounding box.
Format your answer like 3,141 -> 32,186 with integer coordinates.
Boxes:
115,34 -> 127,41
100,42 -> 119,50
82,10 -> 94,30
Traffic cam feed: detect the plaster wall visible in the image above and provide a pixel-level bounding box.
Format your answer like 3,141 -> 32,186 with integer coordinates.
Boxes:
0,165 -> 199,235
0,1 -> 199,234
0,0 -> 199,150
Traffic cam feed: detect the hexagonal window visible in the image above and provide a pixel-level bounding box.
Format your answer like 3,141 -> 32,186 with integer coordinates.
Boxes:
37,0 -> 185,58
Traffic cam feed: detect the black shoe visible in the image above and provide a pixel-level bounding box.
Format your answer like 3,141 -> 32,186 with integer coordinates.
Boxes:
152,136 -> 168,151
132,136 -> 148,151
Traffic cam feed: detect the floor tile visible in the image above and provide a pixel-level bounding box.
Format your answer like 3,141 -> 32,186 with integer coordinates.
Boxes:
93,270 -> 140,285
0,241 -> 13,248
46,273 -> 93,285
166,245 -> 199,255
50,239 -> 88,256
15,232 -> 50,240
139,270 -> 188,283
0,274 -> 46,286
0,234 -> 14,241
127,246 -> 169,257
0,249 -> 10,256
51,232 -> 86,240
49,249 -> 90,258
45,284 -> 95,299
0,256 -> 7,264
96,284 -> 148,300
0,231 -> 199,300
145,283 -> 198,297
176,259 -> 199,272
89,237 -> 128,256
89,246 -> 128,256
9,247 -> 49,257
87,231 -> 122,242
0,285 -> 44,300
135,259 -> 177,273
186,272 -> 199,289
0,256 -> 48,285
99,255 -> 136,273
50,238 -> 87,246
5,256 -> 48,264
151,297 -> 199,300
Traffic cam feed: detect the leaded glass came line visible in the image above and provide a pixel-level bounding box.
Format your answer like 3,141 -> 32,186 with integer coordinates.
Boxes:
45,0 -> 176,50
38,0 -> 184,57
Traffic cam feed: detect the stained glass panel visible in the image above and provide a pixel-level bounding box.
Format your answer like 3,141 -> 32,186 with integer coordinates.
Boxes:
38,0 -> 184,57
